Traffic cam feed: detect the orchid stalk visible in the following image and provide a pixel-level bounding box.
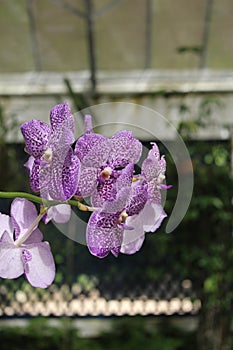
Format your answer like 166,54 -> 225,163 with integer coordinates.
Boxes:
0,191 -> 99,212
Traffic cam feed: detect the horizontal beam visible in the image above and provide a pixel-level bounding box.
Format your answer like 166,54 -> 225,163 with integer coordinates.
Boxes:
1,70 -> 233,96
0,70 -> 233,142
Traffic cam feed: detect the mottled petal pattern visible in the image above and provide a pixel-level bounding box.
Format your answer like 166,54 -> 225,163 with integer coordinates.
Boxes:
30,161 -> 42,192
142,142 -> 166,181
62,151 -> 80,200
49,122 -> 75,149
125,183 -> 148,216
109,130 -> 142,168
110,231 -> 123,257
21,120 -> 50,159
75,166 -> 98,197
142,158 -> 160,182
147,181 -> 162,203
48,146 -> 79,201
87,211 -> 123,258
50,102 -> 74,133
75,133 -> 111,168
91,176 -> 117,207
147,142 -> 161,160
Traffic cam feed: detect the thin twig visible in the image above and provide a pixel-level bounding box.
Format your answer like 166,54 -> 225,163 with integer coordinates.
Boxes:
49,0 -> 87,18
199,0 -> 214,69
145,0 -> 153,69
26,0 -> 42,71
92,0 -> 125,19
85,0 -> 97,95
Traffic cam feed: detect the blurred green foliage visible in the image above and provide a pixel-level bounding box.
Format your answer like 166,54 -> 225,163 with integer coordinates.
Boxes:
0,317 -> 195,350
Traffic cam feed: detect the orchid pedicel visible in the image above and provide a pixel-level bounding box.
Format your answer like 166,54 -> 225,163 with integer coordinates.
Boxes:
0,103 -> 170,288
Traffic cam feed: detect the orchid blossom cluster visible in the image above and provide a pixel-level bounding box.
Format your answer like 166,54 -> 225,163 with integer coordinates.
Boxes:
0,103 -> 170,288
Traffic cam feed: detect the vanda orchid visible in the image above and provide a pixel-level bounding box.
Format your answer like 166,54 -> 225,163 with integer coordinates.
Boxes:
0,103 -> 171,288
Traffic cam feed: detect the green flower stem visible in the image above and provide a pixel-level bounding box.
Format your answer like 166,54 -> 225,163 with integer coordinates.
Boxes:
0,191 -> 45,204
0,191 -> 98,211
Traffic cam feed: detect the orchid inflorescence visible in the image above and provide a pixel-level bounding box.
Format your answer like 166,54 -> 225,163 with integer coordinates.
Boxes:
0,103 -> 171,288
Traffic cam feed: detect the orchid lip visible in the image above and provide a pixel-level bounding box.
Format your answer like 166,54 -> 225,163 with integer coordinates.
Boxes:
158,173 -> 165,183
43,148 -> 53,163
117,210 -> 128,224
99,166 -> 113,182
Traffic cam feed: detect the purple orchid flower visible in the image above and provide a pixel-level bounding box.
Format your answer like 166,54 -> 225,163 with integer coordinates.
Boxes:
74,115 -> 142,206
86,164 -> 148,258
141,142 -> 171,202
120,143 -> 170,255
21,103 -> 80,201
0,198 -> 55,288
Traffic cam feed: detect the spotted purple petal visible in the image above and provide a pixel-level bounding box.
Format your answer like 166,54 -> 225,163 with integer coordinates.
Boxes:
142,158 -> 160,182
21,120 -> 51,159
147,180 -> 162,203
147,142 -> 161,160
110,230 -> 123,257
75,132 -> 111,168
142,142 -> 166,181
47,146 -> 79,201
91,164 -> 133,208
49,121 -> 75,149
31,162 -> 41,192
75,166 -> 98,197
91,176 -> 118,208
62,151 -> 80,201
24,156 -> 49,193
108,130 -> 142,168
125,183 -> 148,216
50,102 -> 74,133
86,211 -> 123,258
